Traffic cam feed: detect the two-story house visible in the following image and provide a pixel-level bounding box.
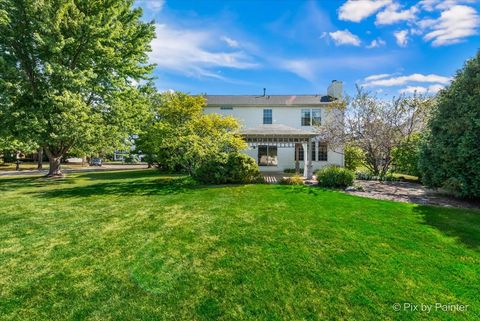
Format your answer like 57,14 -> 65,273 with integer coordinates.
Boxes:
204,80 -> 344,179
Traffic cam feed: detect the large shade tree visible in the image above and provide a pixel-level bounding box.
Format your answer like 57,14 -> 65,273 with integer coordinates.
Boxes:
0,0 -> 154,176
419,52 -> 480,198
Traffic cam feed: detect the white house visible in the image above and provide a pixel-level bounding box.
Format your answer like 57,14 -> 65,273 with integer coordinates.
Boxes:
204,80 -> 345,179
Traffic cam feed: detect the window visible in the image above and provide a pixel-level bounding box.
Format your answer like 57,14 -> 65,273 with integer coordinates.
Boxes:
263,109 -> 272,124
301,109 -> 311,126
311,141 -> 316,161
294,145 -> 304,161
318,143 -> 328,161
258,145 -> 277,166
312,109 -> 321,126
220,106 -> 233,110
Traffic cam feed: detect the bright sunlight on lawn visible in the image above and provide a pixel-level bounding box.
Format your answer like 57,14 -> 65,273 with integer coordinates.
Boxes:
0,170 -> 479,320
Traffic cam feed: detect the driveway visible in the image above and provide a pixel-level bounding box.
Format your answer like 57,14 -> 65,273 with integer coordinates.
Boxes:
346,180 -> 480,209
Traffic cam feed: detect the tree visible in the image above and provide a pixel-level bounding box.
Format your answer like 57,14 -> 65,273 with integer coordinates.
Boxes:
392,133 -> 422,177
419,52 -> 480,198
320,87 -> 434,177
136,92 -> 248,176
0,0 -> 154,176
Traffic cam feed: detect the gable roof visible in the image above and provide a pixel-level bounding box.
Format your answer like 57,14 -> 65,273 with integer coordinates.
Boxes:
205,95 -> 336,106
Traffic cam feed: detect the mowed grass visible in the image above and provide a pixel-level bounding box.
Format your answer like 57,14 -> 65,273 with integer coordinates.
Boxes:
0,170 -> 479,321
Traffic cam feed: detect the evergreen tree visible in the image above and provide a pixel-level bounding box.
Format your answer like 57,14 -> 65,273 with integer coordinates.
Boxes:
419,52 -> 480,198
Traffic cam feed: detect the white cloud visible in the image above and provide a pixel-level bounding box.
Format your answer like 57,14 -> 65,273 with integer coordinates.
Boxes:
281,59 -> 317,82
136,0 -> 165,12
366,38 -> 386,48
394,30 -> 409,46
149,24 -> 257,79
338,0 -> 392,22
364,73 -> 391,81
423,5 -> 480,46
364,73 -> 451,87
376,3 -> 418,25
419,0 -> 477,11
399,84 -> 445,94
329,29 -> 362,46
221,36 -> 239,48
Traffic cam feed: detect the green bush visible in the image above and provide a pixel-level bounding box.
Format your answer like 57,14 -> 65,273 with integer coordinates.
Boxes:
344,145 -> 365,171
193,153 -> 262,184
316,166 -> 355,188
279,174 -> 304,185
392,134 -> 421,177
283,168 -> 298,173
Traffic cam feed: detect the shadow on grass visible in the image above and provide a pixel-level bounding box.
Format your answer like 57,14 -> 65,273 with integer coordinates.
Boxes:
76,169 -> 175,181
413,205 -> 480,250
0,176 -> 70,192
34,176 -> 198,198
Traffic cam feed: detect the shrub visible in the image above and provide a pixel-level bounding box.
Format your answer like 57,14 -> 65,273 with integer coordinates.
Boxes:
193,153 -> 262,184
344,145 -> 365,171
279,174 -> 304,185
283,168 -> 298,173
392,134 -> 422,177
316,166 -> 355,188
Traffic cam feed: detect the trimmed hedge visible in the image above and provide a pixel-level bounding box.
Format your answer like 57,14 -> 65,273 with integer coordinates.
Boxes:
316,166 -> 355,188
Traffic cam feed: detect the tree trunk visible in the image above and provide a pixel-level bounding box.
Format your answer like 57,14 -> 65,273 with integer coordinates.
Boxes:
47,156 -> 63,177
37,148 -> 44,170
44,148 -> 64,177
15,151 -> 21,171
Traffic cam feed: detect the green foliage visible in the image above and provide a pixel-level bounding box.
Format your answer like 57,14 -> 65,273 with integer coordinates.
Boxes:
419,52 -> 480,198
316,166 -> 355,188
193,153 -> 262,184
344,144 -> 364,171
279,174 -> 304,185
0,0 -> 155,175
137,92 -> 247,176
392,133 -> 422,176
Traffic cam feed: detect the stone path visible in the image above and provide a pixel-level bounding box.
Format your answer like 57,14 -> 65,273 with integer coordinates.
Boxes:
346,180 -> 480,209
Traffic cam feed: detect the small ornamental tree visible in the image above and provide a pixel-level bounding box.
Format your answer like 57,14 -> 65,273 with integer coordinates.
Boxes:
319,87 -> 434,177
0,0 -> 154,176
137,92 -> 258,183
419,52 -> 480,198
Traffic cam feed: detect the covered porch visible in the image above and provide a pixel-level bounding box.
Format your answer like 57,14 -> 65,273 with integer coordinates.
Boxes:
241,125 -> 318,179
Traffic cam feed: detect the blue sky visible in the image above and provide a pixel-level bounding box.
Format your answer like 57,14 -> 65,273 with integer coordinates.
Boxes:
135,0 -> 479,97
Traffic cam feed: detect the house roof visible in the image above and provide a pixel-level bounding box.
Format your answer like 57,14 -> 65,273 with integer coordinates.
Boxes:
241,124 -> 318,137
205,95 -> 336,106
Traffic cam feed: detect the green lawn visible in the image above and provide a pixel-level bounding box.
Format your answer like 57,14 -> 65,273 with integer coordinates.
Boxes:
0,170 -> 479,321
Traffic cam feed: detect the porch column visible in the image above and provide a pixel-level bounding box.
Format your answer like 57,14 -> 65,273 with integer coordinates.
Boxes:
302,139 -> 313,179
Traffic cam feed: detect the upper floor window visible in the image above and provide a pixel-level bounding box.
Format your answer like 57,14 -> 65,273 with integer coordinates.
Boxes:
312,109 -> 321,126
301,109 -> 311,126
302,108 -> 321,126
263,109 -> 272,124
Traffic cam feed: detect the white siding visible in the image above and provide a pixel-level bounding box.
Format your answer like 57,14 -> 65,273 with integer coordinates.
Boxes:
204,106 -> 344,171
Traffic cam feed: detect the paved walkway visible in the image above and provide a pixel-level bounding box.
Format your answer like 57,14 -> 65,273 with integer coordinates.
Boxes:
346,180 -> 480,209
